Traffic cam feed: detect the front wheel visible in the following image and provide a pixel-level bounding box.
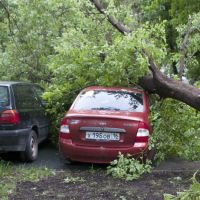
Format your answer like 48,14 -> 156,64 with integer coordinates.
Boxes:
20,130 -> 38,162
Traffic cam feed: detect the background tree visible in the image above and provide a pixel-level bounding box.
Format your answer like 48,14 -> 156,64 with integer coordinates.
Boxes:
0,0 -> 73,82
142,0 -> 200,80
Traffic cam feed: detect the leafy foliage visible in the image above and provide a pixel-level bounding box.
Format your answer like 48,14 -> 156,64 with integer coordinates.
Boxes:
175,12 -> 200,81
149,98 -> 200,162
142,0 -> 200,50
164,171 -> 200,200
0,160 -> 55,200
63,176 -> 85,184
107,153 -> 152,181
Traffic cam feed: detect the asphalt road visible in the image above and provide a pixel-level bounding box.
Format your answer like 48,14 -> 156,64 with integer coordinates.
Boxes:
2,142 -> 200,172
0,142 -> 98,170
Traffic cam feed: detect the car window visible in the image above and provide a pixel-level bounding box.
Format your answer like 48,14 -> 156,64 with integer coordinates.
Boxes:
13,85 -> 42,109
73,90 -> 144,112
0,86 -> 10,107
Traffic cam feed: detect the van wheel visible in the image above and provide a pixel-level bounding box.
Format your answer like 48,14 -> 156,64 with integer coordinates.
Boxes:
20,130 -> 38,162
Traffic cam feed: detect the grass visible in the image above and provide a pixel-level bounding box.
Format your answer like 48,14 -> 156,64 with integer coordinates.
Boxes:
63,176 -> 85,184
0,160 -> 56,200
164,171 -> 200,200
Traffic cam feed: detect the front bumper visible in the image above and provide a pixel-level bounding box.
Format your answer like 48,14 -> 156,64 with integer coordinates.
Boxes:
0,128 -> 30,152
59,138 -> 148,164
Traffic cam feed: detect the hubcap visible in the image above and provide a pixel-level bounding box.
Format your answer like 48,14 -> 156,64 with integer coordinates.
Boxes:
31,136 -> 37,158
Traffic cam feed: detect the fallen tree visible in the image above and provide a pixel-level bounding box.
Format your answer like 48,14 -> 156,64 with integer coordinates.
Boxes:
90,0 -> 200,111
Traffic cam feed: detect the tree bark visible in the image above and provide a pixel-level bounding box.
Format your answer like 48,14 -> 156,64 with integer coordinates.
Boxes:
90,0 -> 200,110
139,70 -> 200,110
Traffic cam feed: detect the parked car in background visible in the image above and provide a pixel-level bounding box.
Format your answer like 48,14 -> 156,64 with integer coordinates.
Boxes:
0,81 -> 49,162
59,86 -> 153,164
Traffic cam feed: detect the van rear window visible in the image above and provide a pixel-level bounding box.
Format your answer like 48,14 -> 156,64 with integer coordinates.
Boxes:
0,86 -> 10,107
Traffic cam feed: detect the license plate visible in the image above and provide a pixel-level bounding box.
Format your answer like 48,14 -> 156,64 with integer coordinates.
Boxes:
85,131 -> 120,141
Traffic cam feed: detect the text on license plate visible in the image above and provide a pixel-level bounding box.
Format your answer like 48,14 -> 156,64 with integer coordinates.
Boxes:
85,132 -> 120,141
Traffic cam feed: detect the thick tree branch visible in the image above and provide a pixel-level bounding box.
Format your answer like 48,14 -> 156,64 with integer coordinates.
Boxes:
141,48 -> 200,110
90,0 -> 130,35
139,71 -> 200,110
141,49 -> 159,75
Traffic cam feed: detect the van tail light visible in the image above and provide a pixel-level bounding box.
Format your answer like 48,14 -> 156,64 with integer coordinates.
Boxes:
0,109 -> 20,124
59,118 -> 70,139
134,122 -> 150,147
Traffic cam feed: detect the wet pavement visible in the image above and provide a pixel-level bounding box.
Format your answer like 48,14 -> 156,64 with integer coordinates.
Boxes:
0,143 -> 99,170
2,143 -> 200,172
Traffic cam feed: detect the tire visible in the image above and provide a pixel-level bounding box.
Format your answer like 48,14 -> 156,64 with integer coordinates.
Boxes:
20,130 -> 38,162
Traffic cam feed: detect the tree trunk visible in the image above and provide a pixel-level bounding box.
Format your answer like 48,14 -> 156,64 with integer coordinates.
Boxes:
139,73 -> 200,110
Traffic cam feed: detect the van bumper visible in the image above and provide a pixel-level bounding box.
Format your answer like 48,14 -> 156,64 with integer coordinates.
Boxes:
0,129 -> 30,152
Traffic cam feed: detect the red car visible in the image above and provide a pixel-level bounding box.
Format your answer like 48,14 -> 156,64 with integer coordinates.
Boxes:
59,86 -> 152,164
